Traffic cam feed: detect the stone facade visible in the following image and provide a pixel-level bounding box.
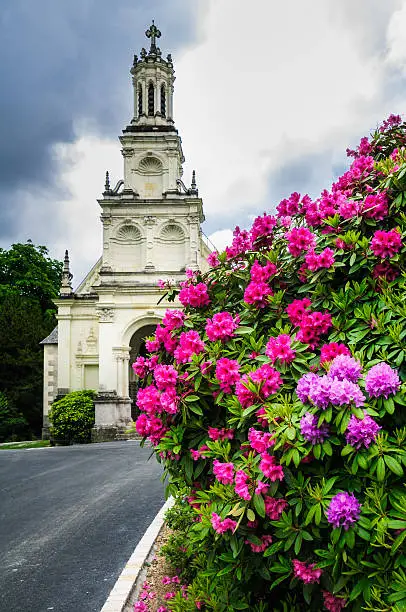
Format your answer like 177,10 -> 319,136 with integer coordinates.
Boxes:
42,23 -> 211,440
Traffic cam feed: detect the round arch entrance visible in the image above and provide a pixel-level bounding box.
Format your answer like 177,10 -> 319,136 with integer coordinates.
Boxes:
128,325 -> 156,419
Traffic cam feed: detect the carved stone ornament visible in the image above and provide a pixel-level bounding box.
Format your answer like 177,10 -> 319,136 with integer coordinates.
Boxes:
97,307 -> 115,323
143,215 -> 157,226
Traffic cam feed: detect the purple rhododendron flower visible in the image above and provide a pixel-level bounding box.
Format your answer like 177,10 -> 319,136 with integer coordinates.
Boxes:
345,413 -> 381,448
327,492 -> 361,530
328,378 -> 365,407
296,372 -> 318,403
328,354 -> 362,383
308,375 -> 332,409
300,412 -> 329,444
365,362 -> 401,398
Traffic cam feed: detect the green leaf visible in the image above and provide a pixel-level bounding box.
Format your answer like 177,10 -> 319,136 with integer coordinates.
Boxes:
384,455 -> 403,476
189,403 -> 204,416
286,426 -> 296,441
247,509 -> 256,522
253,494 -> 266,518
235,326 -> 255,335
184,395 -> 200,402
391,528 -> 406,553
376,457 -> 385,482
350,578 -> 370,601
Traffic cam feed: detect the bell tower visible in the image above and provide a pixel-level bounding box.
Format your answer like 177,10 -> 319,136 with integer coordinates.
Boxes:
98,22 -> 204,282
118,21 -> 184,199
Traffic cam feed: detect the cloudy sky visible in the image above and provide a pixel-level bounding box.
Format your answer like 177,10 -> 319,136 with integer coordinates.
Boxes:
1,0 -> 406,283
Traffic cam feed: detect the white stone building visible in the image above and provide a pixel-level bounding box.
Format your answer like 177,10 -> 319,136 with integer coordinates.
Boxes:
41,23 -> 210,440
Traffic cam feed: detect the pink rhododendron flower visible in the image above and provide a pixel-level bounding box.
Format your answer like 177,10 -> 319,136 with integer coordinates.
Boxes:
296,311 -> 332,349
134,602 -> 148,612
372,260 -> 399,281
236,364 -> 283,408
211,513 -> 237,534
320,343 -> 351,364
213,459 -> 234,485
225,226 -> 252,259
365,362 -> 401,398
162,309 -> 185,330
132,356 -> 149,378
248,428 -> 274,453
338,198 -> 360,219
205,312 -> 240,342
162,576 -> 172,585
305,247 -> 335,272
173,330 -> 205,363
371,229 -> 402,258
255,480 -> 269,495
259,453 -> 284,481
245,534 -> 273,553
322,591 -> 347,612
361,192 -> 388,220
264,496 -> 288,519
265,334 -> 296,364
285,227 -> 316,257
286,298 -> 312,326
137,385 -> 161,415
250,213 -> 277,246
207,251 -> 220,267
145,338 -> 160,352
160,388 -> 179,414
250,260 -> 277,282
154,364 -> 178,390
244,280 -> 273,308
215,358 -> 241,391
179,282 -> 210,308
292,559 -> 322,584
235,470 -> 251,500
208,427 -> 234,440
157,607 -> 169,612
164,592 -> 176,600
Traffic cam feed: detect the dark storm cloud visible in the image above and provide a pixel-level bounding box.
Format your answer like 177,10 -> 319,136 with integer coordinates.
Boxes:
0,0 -> 198,237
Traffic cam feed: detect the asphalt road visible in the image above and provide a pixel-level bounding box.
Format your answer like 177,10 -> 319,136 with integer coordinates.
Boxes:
0,441 -> 165,612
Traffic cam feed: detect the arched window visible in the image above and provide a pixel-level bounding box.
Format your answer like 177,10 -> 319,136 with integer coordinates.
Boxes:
160,85 -> 166,117
138,84 -> 143,116
148,83 -> 154,116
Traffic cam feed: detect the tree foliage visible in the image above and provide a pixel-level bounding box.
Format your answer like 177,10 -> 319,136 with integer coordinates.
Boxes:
0,242 -> 62,440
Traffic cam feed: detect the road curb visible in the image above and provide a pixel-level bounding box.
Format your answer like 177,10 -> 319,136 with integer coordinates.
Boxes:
100,496 -> 174,612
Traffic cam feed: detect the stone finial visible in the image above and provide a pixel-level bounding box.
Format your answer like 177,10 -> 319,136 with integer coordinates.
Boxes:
190,170 -> 198,195
133,54 -> 138,66
167,53 -> 172,64
145,20 -> 161,54
60,250 -> 73,296
140,47 -> 147,59
104,170 -> 111,195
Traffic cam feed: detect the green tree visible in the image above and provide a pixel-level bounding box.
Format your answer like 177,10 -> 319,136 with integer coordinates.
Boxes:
0,242 -> 62,439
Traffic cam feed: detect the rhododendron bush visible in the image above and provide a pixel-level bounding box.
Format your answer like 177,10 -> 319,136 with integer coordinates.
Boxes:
134,115 -> 406,611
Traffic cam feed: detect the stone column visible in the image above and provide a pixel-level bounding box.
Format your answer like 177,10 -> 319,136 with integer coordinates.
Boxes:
144,215 -> 157,270
56,304 -> 73,394
121,148 -> 134,190
132,77 -> 138,120
188,214 -> 200,270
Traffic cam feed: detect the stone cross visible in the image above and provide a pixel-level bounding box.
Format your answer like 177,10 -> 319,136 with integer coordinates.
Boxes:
145,21 -> 161,52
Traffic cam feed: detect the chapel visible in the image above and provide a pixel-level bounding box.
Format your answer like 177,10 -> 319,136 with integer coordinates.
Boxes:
41,23 -> 210,440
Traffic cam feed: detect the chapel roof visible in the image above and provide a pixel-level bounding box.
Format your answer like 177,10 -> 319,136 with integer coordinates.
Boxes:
40,326 -> 58,345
